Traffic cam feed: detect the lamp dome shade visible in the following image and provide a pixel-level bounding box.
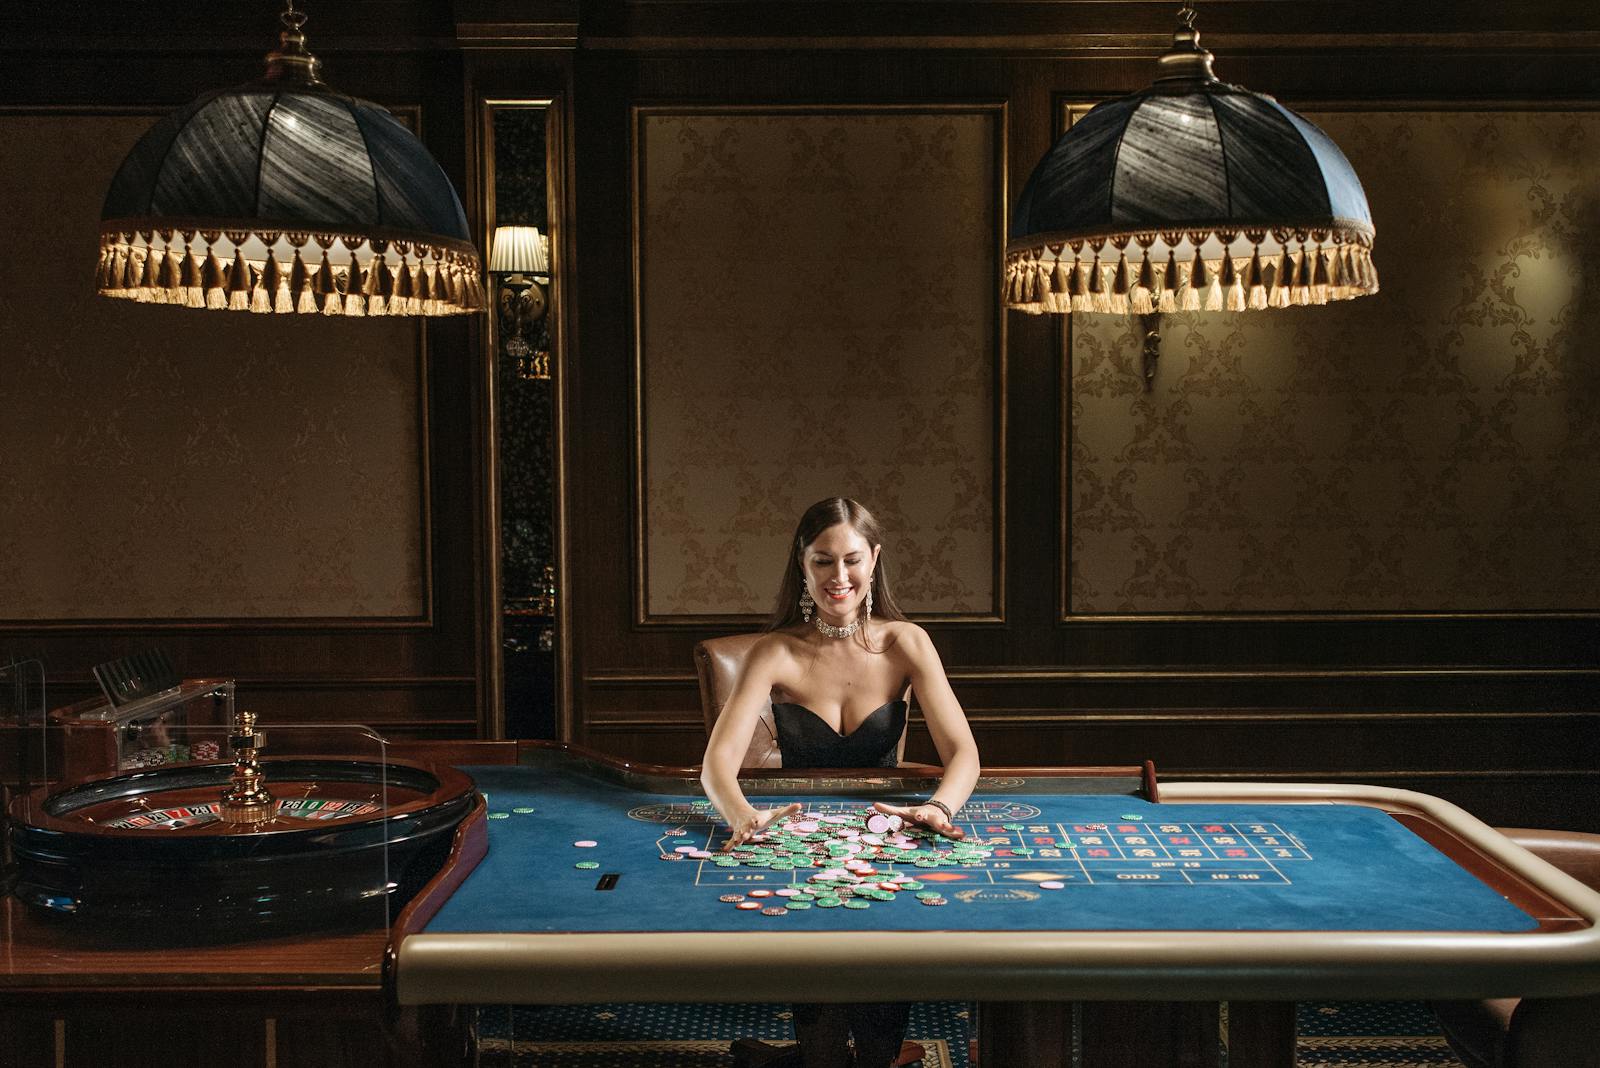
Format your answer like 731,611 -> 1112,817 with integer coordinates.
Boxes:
1005,28 -> 1377,314
96,81 -> 484,316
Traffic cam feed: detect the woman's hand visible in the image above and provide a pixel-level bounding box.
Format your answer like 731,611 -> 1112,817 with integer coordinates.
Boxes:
872,800 -> 964,840
721,801 -> 804,851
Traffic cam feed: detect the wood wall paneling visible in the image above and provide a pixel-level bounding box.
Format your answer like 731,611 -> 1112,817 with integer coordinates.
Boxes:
0,30 -> 487,739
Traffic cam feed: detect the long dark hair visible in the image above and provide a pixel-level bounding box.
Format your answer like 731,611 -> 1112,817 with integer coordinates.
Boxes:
764,497 -> 908,645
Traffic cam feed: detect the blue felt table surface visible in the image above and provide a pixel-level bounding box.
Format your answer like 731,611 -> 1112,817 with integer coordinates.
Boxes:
421,766 -> 1536,935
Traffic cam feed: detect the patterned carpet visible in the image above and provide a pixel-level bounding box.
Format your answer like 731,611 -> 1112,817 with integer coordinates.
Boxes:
1296,1002 -> 1465,1066
475,1000 -> 1466,1067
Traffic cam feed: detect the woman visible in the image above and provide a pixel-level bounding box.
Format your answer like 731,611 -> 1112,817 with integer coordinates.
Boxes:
701,497 -> 981,1068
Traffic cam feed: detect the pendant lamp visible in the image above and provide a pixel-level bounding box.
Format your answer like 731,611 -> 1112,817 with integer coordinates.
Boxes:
95,3 -> 483,316
1006,4 -> 1376,316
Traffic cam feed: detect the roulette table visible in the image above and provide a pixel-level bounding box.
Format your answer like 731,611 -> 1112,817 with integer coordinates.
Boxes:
5,738 -> 1598,1068
392,744 -> 1600,1068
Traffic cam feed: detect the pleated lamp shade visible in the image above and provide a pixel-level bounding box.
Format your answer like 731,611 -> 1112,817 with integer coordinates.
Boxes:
95,9 -> 483,317
489,226 -> 550,276
1006,16 -> 1377,315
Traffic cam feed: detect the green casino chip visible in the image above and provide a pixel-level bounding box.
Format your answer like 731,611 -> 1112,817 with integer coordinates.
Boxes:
814,898 -> 841,908
1003,823 -> 1024,830
915,891 -> 944,900
513,807 -> 536,814
785,900 -> 812,910
842,899 -> 871,909
575,861 -> 600,869
898,880 -> 923,890
488,813 -> 510,820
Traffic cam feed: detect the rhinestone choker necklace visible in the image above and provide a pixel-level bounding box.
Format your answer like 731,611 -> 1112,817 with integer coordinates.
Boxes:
813,614 -> 864,639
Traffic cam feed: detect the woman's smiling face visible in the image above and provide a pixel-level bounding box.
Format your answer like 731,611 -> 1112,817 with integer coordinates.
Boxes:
802,522 -> 879,620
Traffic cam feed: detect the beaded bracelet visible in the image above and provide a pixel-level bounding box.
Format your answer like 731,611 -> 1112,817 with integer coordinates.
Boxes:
923,798 -> 953,822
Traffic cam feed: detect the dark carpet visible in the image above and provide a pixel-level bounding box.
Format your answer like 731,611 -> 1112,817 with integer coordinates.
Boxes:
475,1000 -> 1466,1066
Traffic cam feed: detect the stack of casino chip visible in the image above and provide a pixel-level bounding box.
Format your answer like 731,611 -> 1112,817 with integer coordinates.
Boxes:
125,742 -> 224,768
125,745 -> 172,768
703,808 -> 991,912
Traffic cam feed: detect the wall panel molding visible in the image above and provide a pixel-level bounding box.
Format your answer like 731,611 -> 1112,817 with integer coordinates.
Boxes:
1061,102 -> 1600,622
0,107 -> 434,629
0,54 -> 485,732
630,102 -> 1008,626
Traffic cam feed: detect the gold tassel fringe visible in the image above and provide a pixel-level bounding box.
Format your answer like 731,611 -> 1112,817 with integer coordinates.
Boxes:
1003,227 -> 1377,315
95,227 -> 486,316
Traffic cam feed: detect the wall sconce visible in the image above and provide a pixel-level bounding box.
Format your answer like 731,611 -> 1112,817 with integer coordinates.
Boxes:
489,225 -> 551,379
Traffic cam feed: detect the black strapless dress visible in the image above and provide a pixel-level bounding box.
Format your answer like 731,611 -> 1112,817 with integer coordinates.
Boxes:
770,697 -> 913,1066
772,699 -> 906,769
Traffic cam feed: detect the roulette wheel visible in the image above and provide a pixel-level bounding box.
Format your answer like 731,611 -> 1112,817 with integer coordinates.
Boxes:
8,711 -> 478,933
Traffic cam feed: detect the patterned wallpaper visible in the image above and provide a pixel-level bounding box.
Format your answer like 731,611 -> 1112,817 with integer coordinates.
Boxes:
0,114 -> 427,620
492,105 -> 555,603
637,108 -> 1000,618
1070,109 -> 1600,614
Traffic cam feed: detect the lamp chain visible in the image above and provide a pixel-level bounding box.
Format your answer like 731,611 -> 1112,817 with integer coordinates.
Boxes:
1178,0 -> 1197,29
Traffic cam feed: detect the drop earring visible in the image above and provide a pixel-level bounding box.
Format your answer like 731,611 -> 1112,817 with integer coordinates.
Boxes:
864,582 -> 873,624
799,587 -> 814,623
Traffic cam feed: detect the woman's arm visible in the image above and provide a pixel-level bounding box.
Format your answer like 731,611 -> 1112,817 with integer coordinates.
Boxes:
875,623 -> 981,838
699,637 -> 802,848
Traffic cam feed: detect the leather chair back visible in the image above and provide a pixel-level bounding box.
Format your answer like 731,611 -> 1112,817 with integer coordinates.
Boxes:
693,633 -> 910,768
694,634 -> 781,768
1431,828 -> 1600,1068
1497,828 -> 1600,893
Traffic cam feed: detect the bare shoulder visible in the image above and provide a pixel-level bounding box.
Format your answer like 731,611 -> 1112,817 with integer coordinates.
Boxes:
744,629 -> 806,672
877,620 -> 936,663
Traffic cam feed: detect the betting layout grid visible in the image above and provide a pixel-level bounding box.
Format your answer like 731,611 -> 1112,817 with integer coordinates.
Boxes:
441,772 -> 1537,934
606,799 -> 1312,913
